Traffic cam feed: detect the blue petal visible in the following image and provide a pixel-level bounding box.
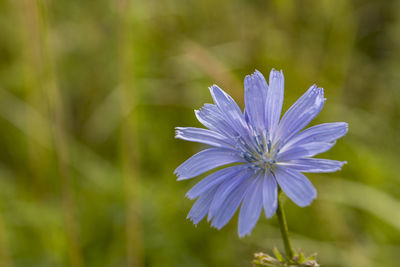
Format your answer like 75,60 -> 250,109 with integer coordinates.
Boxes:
277,158 -> 346,173
208,168 -> 253,220
175,127 -> 234,148
266,69 -> 284,139
283,122 -> 348,149
186,165 -> 247,200
175,148 -> 244,180
195,104 -> 237,137
238,174 -> 264,237
244,70 -> 268,131
209,85 -> 249,137
263,171 -> 278,218
210,174 -> 254,229
275,85 -> 325,145
274,166 -> 317,207
187,187 -> 218,225
277,142 -> 335,161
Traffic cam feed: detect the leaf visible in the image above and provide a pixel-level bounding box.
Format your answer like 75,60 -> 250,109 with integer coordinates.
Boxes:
273,247 -> 284,262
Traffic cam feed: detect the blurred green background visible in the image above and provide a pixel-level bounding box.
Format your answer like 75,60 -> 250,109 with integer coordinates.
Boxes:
0,0 -> 400,266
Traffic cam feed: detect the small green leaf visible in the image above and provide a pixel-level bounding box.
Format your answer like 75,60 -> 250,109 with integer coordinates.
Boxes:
273,247 -> 284,262
305,253 -> 317,261
298,251 -> 305,262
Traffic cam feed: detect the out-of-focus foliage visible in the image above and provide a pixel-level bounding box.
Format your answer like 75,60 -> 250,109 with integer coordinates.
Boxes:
0,0 -> 399,266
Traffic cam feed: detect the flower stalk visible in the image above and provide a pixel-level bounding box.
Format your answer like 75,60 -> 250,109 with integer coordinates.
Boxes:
276,189 -> 294,260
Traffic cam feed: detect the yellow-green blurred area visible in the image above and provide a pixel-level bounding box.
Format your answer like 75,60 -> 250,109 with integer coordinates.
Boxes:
0,0 -> 400,266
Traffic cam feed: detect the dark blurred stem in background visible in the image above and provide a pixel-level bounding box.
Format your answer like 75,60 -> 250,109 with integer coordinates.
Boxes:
18,0 -> 85,266
276,189 -> 294,260
116,0 -> 144,266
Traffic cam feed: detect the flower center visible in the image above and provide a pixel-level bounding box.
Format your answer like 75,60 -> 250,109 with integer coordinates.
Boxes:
239,134 -> 280,171
259,147 -> 278,170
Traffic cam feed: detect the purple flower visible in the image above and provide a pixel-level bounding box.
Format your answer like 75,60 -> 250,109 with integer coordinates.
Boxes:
175,69 -> 348,237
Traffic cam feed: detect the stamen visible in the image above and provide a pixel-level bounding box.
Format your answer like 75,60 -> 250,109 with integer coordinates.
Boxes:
267,140 -> 272,153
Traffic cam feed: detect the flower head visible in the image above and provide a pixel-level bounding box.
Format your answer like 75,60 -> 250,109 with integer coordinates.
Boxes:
175,69 -> 348,237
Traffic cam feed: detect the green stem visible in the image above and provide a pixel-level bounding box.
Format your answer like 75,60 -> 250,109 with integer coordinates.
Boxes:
276,189 -> 294,260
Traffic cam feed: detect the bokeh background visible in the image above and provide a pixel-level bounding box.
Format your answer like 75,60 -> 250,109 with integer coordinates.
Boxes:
0,0 -> 399,266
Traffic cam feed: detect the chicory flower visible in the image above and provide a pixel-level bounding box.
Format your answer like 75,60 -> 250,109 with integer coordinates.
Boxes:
175,69 -> 347,237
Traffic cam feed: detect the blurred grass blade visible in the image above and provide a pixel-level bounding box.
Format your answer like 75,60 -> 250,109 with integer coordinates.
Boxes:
17,0 -> 85,266
116,0 -> 144,266
0,215 -> 13,267
323,178 -> 400,231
